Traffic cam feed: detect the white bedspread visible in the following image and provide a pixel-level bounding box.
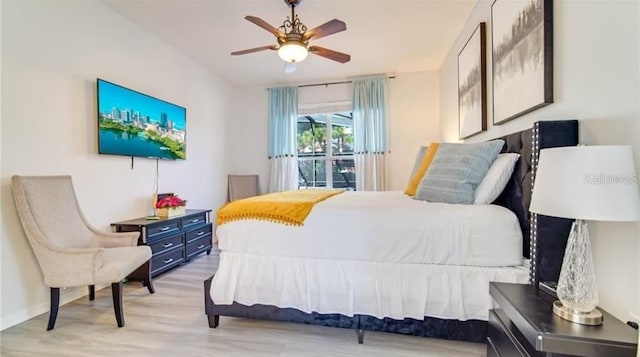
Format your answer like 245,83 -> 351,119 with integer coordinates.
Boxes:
211,191 -> 529,321
216,191 -> 523,267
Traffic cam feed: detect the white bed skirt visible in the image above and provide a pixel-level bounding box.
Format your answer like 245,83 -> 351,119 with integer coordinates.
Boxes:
210,251 -> 530,321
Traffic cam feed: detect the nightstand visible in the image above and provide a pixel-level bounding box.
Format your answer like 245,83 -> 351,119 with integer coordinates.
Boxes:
487,282 -> 638,357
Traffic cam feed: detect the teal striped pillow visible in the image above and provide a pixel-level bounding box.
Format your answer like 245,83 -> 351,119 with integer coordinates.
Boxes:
414,140 -> 505,204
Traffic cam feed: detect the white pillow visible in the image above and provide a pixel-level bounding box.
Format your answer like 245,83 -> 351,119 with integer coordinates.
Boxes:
474,153 -> 520,204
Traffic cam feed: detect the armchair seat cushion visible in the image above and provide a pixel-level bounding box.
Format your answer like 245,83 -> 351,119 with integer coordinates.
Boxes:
95,246 -> 152,285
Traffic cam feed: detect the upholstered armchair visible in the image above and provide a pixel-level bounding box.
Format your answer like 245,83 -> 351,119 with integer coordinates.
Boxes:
11,175 -> 154,330
227,174 -> 260,202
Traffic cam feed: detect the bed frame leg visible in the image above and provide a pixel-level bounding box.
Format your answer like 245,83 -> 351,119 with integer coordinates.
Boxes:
204,276 -> 219,328
356,314 -> 364,344
208,314 -> 219,328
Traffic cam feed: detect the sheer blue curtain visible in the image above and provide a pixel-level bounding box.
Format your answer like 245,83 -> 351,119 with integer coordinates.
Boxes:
267,87 -> 299,192
352,76 -> 390,191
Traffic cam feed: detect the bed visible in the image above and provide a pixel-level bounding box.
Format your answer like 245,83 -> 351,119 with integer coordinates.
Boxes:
204,120 -> 579,343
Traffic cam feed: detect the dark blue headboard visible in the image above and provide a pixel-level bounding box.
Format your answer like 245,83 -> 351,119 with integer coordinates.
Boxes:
493,120 -> 579,285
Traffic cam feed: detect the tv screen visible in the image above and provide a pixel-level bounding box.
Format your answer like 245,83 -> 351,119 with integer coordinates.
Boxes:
97,78 -> 186,160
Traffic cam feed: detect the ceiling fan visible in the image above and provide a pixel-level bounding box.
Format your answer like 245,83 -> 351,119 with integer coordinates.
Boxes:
231,0 -> 351,73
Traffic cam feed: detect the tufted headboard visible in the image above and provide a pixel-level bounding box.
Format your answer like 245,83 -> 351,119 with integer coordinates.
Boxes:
492,120 -> 578,285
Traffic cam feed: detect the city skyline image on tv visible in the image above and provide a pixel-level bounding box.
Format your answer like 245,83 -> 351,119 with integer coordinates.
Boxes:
97,79 -> 186,160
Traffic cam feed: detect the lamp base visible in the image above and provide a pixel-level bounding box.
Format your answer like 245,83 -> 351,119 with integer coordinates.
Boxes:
552,300 -> 603,325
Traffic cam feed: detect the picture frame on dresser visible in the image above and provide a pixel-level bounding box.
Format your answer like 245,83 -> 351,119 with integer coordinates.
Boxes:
491,0 -> 553,125
458,22 -> 487,139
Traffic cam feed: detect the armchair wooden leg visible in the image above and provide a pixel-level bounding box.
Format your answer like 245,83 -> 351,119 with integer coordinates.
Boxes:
111,281 -> 124,328
89,285 -> 95,301
47,287 -> 60,331
141,260 -> 155,294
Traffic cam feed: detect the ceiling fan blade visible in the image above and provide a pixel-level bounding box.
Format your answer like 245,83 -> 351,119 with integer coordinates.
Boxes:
304,19 -> 346,41
284,62 -> 297,74
231,45 -> 277,56
231,45 -> 278,56
245,16 -> 285,40
309,46 -> 351,63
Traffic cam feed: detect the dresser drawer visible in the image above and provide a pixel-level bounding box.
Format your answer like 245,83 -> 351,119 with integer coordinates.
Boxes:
185,224 -> 212,243
149,233 -> 184,256
486,333 -> 500,357
181,213 -> 207,230
489,309 -> 541,357
151,248 -> 184,275
147,221 -> 180,240
186,235 -> 212,259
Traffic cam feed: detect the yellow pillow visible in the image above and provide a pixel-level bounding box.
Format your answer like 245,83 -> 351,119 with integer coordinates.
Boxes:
404,142 -> 440,196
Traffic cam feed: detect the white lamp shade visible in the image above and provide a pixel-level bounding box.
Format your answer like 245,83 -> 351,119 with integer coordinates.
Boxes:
277,42 -> 308,63
530,145 -> 640,221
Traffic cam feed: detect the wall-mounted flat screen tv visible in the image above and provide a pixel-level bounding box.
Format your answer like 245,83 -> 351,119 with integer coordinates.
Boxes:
97,78 -> 186,160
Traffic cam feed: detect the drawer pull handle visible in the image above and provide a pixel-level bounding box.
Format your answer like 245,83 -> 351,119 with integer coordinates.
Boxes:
160,227 -> 170,232
191,219 -> 199,223
197,231 -> 204,236
163,258 -> 174,264
197,244 -> 205,249
162,242 -> 173,248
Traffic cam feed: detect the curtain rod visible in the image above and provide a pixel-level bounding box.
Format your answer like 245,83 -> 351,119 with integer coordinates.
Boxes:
297,76 -> 395,89
265,76 -> 397,90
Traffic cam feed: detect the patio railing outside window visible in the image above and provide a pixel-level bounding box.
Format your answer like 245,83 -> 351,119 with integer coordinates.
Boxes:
297,112 -> 355,190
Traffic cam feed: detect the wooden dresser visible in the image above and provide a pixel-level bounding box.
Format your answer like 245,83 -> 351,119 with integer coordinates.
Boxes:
111,209 -> 213,277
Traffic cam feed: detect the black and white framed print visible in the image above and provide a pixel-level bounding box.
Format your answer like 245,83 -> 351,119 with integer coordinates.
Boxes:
491,0 -> 553,125
458,22 -> 487,140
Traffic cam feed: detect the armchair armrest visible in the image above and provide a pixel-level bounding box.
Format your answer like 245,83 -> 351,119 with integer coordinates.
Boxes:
36,246 -> 105,287
86,223 -> 139,247
95,231 -> 140,248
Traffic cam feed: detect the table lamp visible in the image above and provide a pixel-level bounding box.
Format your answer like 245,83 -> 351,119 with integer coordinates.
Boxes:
529,145 -> 640,325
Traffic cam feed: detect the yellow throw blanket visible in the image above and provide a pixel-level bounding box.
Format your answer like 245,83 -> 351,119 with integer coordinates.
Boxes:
217,189 -> 345,226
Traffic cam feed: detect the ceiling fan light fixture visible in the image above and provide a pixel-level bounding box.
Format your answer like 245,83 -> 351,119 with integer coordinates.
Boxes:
278,41 -> 308,63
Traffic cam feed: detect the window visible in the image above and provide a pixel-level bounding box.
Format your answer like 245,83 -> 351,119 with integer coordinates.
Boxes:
297,112 -> 355,190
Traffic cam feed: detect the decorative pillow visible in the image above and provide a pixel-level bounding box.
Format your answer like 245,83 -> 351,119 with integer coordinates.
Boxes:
474,153 -> 520,204
414,140 -> 505,204
408,146 -> 428,183
404,143 -> 440,196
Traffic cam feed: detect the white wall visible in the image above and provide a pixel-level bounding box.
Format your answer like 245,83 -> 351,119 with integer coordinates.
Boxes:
1,0 -> 232,329
388,72 -> 440,190
439,0 -> 640,322
226,86 -> 270,194
228,71 -> 440,191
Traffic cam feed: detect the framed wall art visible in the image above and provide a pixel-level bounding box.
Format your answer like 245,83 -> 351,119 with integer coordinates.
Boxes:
491,0 -> 553,125
458,22 -> 487,139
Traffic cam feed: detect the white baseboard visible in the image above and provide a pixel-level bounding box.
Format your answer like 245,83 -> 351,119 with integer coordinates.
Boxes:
0,284 -> 108,331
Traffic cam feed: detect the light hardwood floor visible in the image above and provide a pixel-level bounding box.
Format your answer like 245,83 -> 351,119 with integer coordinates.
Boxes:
0,252 -> 486,356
